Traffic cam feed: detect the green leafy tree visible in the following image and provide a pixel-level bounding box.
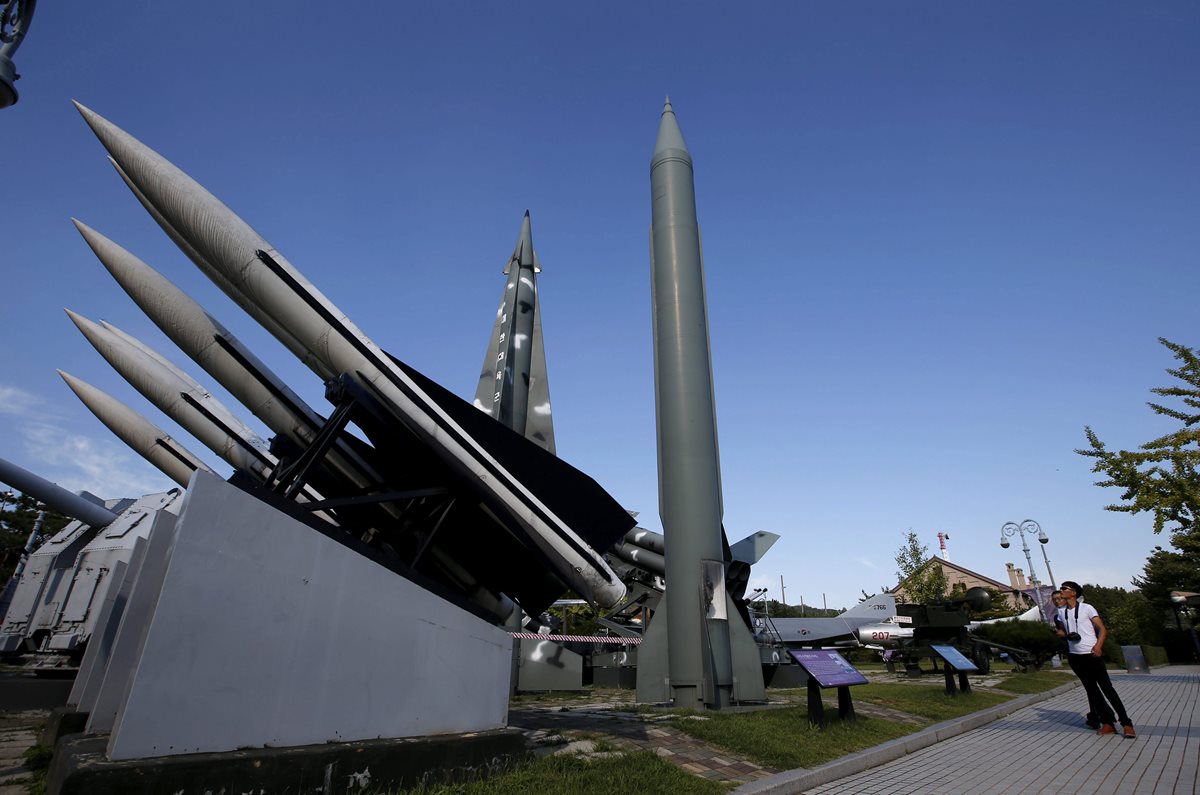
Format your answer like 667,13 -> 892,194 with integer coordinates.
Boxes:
1078,338 -> 1200,614
964,586 -> 1020,621
1079,583 -> 1163,652
756,600 -> 839,618
971,620 -> 1061,669
1,491 -> 71,582
1134,543 -> 1200,613
893,530 -> 947,605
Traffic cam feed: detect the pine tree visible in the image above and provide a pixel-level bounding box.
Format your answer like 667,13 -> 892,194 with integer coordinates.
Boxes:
1078,338 -> 1200,612
1078,338 -> 1200,535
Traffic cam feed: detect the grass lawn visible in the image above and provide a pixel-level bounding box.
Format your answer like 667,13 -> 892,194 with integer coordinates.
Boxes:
850,684 -> 1011,721
392,751 -> 731,794
665,708 -> 914,770
990,669 -> 1076,694
667,682 -> 1022,770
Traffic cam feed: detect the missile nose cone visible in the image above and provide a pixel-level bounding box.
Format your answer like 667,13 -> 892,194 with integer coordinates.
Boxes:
63,307 -> 94,333
517,212 -> 534,268
653,96 -> 690,166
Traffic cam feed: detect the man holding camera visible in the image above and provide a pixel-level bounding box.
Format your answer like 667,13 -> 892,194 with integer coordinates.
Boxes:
1056,581 -> 1136,738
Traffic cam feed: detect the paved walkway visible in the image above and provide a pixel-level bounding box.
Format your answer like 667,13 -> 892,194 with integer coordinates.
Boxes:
510,703 -> 781,785
0,710 -> 44,795
739,665 -> 1199,795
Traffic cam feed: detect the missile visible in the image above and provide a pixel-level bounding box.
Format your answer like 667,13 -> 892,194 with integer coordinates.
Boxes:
472,212 -> 555,454
105,159 -> 333,381
71,220 -> 384,493
648,98 -> 734,707
65,309 -> 276,482
624,525 -> 665,555
0,456 -> 118,529
100,320 -> 215,400
56,371 -> 216,488
74,101 -> 630,609
610,541 -> 666,576
68,230 -> 518,622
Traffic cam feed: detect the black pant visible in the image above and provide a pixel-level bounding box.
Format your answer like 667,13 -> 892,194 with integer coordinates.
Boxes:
1068,653 -> 1131,726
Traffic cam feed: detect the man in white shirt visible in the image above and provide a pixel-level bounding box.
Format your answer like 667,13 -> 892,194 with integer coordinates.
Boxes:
1055,581 -> 1135,738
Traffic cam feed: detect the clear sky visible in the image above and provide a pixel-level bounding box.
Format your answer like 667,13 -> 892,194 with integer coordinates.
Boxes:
2,3 -> 1197,611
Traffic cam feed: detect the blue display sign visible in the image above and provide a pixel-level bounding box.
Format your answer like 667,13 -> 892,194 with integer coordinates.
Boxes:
788,649 -> 869,687
929,644 -> 979,672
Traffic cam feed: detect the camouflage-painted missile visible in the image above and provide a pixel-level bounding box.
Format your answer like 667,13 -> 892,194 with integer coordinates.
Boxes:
473,212 -> 555,454
71,220 -> 383,492
74,101 -> 630,609
625,526 -> 665,555
610,540 -> 666,576
65,309 -> 276,482
0,455 -> 119,528
56,371 -> 216,488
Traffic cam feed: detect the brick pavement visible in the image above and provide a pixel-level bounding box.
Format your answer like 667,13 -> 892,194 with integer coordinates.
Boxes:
509,704 -> 781,785
743,665 -> 1200,795
0,710 -> 44,795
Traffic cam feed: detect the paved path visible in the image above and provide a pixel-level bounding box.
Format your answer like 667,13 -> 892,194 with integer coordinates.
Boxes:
739,665 -> 1199,795
510,704 -> 780,785
0,710 -> 45,795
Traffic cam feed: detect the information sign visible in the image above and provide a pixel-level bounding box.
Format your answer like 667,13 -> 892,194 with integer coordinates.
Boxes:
929,644 -> 979,672
788,650 -> 868,687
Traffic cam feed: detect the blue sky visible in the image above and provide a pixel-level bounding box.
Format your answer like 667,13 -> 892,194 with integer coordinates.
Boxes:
2,3 -> 1197,611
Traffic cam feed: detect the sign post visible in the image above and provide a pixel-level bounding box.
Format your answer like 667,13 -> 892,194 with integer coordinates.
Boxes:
787,650 -> 868,728
928,644 -> 979,696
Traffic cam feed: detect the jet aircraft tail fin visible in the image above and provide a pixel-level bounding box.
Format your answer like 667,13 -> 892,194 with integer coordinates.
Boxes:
842,592 -> 896,618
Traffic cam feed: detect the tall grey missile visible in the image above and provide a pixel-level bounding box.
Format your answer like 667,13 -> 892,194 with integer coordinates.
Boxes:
56,371 -> 216,488
0,456 -> 118,529
65,309 -> 277,483
71,219 -> 384,492
74,101 -> 628,609
646,98 -> 734,708
472,212 -> 555,454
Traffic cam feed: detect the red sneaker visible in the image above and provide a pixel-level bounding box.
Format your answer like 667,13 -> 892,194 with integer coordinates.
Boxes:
1098,724 -> 1117,736
1123,725 -> 1136,739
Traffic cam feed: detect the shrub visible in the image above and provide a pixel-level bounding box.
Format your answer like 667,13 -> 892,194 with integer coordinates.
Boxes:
970,619 -> 1060,668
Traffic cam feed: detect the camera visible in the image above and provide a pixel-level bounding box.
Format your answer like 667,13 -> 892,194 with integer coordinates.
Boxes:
1065,632 -> 1082,642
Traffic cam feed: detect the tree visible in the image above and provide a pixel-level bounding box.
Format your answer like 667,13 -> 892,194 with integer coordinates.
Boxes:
1078,338 -> 1200,614
1,491 -> 72,582
955,585 -> 1020,621
1079,338 -> 1200,535
893,530 -> 947,604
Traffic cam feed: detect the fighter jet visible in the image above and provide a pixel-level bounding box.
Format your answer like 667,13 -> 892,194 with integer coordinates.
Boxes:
760,592 -> 898,647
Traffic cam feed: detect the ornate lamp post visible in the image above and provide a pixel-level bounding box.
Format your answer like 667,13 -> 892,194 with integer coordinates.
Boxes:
1,0 -> 38,109
1029,520 -> 1056,591
1000,519 -> 1048,620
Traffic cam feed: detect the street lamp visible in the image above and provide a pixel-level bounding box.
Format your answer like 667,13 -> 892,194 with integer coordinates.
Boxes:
1,0 -> 38,109
1029,520 -> 1056,591
1000,519 -> 1048,620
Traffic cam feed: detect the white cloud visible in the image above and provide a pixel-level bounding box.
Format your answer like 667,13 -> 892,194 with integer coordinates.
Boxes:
20,422 -> 174,499
0,385 -> 41,417
855,557 -> 878,569
0,383 -> 69,423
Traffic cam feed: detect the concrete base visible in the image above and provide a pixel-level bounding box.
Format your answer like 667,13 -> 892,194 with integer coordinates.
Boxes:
592,666 -> 637,689
40,707 -> 88,747
516,638 -> 584,691
764,664 -> 808,689
104,473 -> 512,759
47,729 -> 528,795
